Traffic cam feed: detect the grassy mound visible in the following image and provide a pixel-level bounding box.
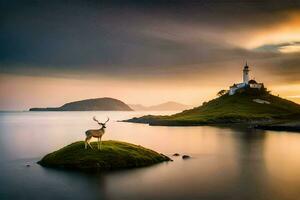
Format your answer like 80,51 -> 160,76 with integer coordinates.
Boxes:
38,140 -> 170,171
125,89 -> 300,126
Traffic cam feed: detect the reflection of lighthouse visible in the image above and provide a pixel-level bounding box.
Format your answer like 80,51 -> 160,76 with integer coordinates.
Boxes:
243,62 -> 250,84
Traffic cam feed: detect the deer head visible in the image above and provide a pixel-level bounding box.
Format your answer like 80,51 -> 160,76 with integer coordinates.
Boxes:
93,116 -> 109,128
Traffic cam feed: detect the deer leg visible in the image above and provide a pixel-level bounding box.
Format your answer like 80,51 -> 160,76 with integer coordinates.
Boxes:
87,137 -> 93,149
85,137 -> 89,149
88,142 -> 93,149
100,137 -> 102,150
97,138 -> 100,150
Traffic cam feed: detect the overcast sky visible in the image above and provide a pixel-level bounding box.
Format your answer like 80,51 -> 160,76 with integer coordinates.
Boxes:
1,0 -> 300,110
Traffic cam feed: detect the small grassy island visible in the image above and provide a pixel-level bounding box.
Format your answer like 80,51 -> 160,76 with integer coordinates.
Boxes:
124,88 -> 300,129
38,140 -> 171,171
125,63 -> 300,130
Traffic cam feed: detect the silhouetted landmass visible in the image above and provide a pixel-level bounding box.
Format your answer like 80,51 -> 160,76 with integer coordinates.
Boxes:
38,140 -> 171,171
29,97 -> 133,111
129,101 -> 192,111
124,88 -> 300,129
255,121 -> 300,132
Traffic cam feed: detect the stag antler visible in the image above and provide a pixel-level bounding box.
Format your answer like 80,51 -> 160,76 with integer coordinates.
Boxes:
104,117 -> 109,124
93,116 -> 109,124
93,116 -> 101,124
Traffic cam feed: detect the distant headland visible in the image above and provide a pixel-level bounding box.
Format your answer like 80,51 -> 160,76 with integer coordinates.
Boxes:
124,62 -> 300,131
29,97 -> 133,111
129,101 -> 192,111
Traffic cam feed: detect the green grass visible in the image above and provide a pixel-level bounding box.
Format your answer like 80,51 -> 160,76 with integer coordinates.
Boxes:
125,89 -> 300,126
38,140 -> 171,171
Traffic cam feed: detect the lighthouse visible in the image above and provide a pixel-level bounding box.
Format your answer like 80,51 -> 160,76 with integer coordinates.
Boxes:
243,62 -> 250,84
229,62 -> 263,95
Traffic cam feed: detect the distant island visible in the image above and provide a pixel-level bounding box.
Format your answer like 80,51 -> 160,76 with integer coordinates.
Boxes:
129,101 -> 192,111
124,63 -> 300,131
29,97 -> 133,111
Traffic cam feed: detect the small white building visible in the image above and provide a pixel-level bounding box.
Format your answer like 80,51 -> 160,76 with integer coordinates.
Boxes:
229,62 -> 263,95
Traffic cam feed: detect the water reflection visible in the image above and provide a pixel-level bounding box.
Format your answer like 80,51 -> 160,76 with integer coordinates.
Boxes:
0,112 -> 300,200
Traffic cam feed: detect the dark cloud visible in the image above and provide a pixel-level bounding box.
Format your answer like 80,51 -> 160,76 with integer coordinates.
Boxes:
254,42 -> 300,53
265,53 -> 300,82
1,0 -> 300,81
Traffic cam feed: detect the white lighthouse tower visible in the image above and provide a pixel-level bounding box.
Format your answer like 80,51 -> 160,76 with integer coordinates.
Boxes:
243,62 -> 250,84
229,61 -> 263,95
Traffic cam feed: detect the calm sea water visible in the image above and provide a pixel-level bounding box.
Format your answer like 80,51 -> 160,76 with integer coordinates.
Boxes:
0,111 -> 300,200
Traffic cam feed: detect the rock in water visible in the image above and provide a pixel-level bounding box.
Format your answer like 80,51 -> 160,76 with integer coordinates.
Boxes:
182,155 -> 191,159
38,140 -> 171,171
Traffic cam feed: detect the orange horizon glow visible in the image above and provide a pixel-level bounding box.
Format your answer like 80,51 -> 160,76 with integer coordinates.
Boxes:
1,68 -> 299,111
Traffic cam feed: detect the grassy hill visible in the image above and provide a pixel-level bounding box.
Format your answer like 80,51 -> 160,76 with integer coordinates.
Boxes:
38,140 -> 170,171
125,89 -> 300,126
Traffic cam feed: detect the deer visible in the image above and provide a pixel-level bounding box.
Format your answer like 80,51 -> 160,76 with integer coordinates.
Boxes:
85,116 -> 109,150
